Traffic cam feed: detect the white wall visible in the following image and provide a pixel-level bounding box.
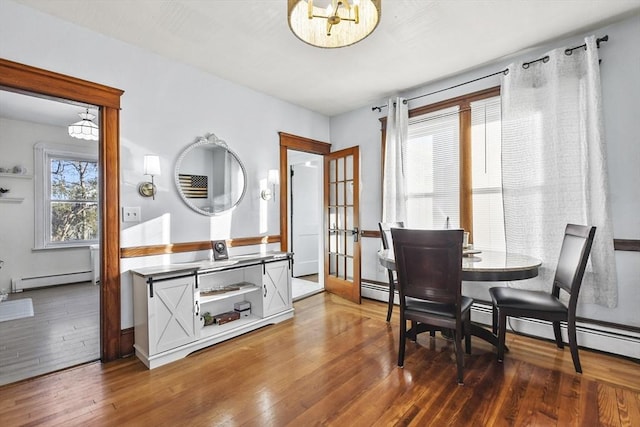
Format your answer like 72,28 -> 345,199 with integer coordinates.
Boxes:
0,1 -> 330,328
330,13 -> 640,329
2,1 -> 637,335
0,117 -> 93,291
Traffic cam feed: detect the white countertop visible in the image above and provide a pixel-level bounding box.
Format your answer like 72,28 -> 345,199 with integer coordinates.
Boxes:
130,251 -> 291,278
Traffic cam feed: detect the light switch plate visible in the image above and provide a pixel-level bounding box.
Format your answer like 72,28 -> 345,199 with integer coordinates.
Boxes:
122,206 -> 141,223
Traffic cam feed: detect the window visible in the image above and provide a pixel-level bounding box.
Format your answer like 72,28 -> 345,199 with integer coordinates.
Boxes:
34,143 -> 98,249
406,105 -> 460,229
397,87 -> 504,251
470,96 -> 504,251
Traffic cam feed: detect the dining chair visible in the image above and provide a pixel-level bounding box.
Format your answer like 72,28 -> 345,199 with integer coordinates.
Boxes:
489,224 -> 596,373
378,221 -> 404,322
392,228 -> 472,385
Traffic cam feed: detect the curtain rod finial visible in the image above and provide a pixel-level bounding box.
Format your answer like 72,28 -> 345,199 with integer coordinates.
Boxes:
597,35 -> 609,48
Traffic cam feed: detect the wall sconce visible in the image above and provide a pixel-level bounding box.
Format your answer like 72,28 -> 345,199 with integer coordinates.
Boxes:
138,155 -> 161,200
261,169 -> 280,201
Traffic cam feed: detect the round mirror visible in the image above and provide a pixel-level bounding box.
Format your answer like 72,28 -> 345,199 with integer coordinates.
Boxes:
174,133 -> 247,216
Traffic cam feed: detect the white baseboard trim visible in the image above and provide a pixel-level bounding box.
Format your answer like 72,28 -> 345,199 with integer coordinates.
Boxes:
11,271 -> 92,292
362,281 -> 640,360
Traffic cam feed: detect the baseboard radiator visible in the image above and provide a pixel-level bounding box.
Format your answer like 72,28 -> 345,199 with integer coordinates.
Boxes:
362,281 -> 640,360
12,271 -> 92,292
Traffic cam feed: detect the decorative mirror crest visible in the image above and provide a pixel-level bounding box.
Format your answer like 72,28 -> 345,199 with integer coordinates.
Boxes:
174,133 -> 247,216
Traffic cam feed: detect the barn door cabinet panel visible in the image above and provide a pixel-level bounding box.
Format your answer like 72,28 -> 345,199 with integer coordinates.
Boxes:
263,260 -> 292,317
132,252 -> 293,369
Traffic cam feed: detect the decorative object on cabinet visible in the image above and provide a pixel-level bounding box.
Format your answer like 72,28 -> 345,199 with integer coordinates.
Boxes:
212,310 -> 241,325
68,108 -> 99,141
131,252 -> 293,369
234,301 -> 251,318
138,155 -> 161,200
201,312 -> 214,326
211,240 -> 229,260
174,133 -> 247,216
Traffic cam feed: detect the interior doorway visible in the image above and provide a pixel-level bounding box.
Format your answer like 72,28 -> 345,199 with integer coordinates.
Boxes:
278,132 -> 332,301
0,58 -> 124,372
288,151 -> 324,300
0,91 -> 101,385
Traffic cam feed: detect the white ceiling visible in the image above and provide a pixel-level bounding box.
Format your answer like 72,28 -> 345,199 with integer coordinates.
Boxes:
4,0 -> 640,121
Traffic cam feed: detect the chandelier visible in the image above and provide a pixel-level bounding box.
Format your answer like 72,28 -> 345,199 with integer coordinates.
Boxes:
288,0 -> 381,48
68,109 -> 99,141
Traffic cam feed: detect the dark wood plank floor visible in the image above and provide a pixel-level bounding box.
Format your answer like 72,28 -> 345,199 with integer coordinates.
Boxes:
0,282 -> 99,386
0,292 -> 638,426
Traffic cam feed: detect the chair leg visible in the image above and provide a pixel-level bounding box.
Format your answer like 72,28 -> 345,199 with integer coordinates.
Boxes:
552,321 -> 564,349
492,304 -> 498,335
453,330 -> 464,385
464,316 -> 472,355
497,311 -> 507,363
567,318 -> 582,373
386,272 -> 395,322
398,317 -> 406,367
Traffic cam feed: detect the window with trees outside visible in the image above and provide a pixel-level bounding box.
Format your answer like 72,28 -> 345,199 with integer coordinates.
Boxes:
394,87 -> 504,251
34,143 -> 98,249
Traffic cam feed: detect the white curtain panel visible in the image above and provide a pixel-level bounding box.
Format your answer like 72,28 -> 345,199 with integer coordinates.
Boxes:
382,97 -> 409,223
501,35 -> 617,308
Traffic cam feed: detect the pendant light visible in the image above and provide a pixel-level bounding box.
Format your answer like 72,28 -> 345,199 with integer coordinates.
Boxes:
68,109 -> 99,141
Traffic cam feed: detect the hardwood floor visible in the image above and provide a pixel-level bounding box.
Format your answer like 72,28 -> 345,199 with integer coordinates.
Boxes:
1,292 -> 638,426
0,282 -> 99,386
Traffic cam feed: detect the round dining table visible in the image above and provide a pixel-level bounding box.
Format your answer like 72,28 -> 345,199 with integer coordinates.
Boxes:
377,248 -> 542,282
377,248 -> 542,347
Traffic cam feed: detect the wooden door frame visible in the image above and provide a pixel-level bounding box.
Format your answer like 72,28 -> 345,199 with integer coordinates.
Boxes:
323,146 -> 362,304
0,58 -> 124,362
278,132 -> 331,251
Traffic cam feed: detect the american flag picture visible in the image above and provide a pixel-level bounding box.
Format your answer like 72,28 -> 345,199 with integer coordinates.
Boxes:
179,174 -> 208,198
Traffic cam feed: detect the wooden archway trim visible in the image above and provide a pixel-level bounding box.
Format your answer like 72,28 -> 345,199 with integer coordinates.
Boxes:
0,58 -> 124,362
278,132 -> 331,251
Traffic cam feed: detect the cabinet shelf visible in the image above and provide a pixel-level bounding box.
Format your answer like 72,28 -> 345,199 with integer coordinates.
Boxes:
199,284 -> 260,304
199,315 -> 261,338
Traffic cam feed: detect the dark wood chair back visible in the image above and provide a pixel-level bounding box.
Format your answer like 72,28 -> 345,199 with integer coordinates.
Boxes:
378,221 -> 404,250
391,228 -> 463,305
552,224 -> 597,310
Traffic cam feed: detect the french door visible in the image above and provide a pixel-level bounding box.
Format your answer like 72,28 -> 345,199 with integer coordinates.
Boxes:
324,146 -> 361,304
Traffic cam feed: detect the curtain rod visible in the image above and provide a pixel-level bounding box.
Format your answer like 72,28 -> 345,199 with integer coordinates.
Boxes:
372,35 -> 609,112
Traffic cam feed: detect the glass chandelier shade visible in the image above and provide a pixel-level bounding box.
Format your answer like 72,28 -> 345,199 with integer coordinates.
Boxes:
288,0 -> 381,48
68,109 -> 99,141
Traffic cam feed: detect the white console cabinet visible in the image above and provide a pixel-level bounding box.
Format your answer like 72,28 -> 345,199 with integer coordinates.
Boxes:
132,252 -> 293,369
